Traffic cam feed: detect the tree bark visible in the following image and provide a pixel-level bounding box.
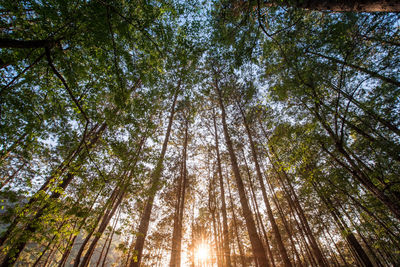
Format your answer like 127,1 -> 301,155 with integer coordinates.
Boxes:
129,88 -> 179,267
214,80 -> 268,267
72,185 -> 121,267
264,0 -> 400,12
242,151 -> 276,267
100,206 -> 122,267
313,181 -> 373,267
170,117 -> 189,267
226,173 -> 247,267
0,38 -> 59,49
239,105 -> 291,267
212,109 -> 232,267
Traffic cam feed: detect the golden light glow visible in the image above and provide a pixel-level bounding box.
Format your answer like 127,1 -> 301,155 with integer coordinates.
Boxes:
196,243 -> 210,262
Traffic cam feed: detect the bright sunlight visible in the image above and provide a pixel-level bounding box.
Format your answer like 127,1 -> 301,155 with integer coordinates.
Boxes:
195,243 -> 210,263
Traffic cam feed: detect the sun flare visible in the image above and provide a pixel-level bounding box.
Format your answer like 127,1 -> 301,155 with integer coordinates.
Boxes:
196,243 -> 210,262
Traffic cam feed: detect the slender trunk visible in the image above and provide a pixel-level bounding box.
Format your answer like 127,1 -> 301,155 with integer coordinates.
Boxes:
239,105 -> 291,267
129,88 -> 179,267
176,120 -> 188,267
226,174 -> 247,267
264,0 -> 400,12
79,191 -> 124,267
59,230 -> 78,267
215,82 -> 268,267
259,122 -> 328,266
210,190 -> 222,267
170,117 -> 189,267
242,149 -> 276,267
313,181 -> 373,267
0,161 -> 26,189
72,184 -> 121,267
43,245 -> 56,267
267,178 -> 303,267
321,229 -> 341,267
32,221 -> 66,266
100,206 -> 122,267
58,188 -> 104,267
212,109 -> 232,267
0,122 -> 106,249
324,226 -> 349,266
170,172 -> 183,267
340,204 -> 383,267
96,230 -> 111,267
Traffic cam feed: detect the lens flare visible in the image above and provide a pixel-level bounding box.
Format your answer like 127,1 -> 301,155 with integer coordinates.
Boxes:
196,243 -> 209,261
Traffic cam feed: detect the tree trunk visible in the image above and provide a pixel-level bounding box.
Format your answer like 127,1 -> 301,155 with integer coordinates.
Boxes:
239,105 -> 291,267
264,0 -> 400,12
0,122 -> 106,251
100,206 -> 122,267
79,132 -> 147,267
226,173 -> 247,267
313,181 -> 373,267
72,185 -> 121,267
129,88 -> 179,267
241,149 -> 276,267
259,121 -> 329,267
214,81 -> 268,267
212,109 -> 232,267
170,117 -> 189,267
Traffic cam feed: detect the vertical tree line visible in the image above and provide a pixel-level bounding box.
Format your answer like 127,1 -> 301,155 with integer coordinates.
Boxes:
0,0 -> 399,266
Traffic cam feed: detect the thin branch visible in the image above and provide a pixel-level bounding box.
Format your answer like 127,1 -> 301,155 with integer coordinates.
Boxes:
45,47 -> 89,123
0,52 -> 45,97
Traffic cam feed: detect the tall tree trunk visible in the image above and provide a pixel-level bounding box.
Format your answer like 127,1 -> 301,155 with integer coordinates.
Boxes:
129,88 -> 179,267
72,184 -> 121,267
32,221 -> 66,267
226,173 -> 247,267
263,0 -> 400,12
212,109 -> 232,267
242,149 -> 276,267
58,188 -> 105,267
214,81 -> 268,267
239,105 -> 291,267
313,181 -> 373,267
100,206 -> 122,267
260,121 -> 350,266
0,122 -> 106,253
209,181 -> 223,267
170,117 -> 189,267
324,226 -> 349,266
79,132 -> 147,267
